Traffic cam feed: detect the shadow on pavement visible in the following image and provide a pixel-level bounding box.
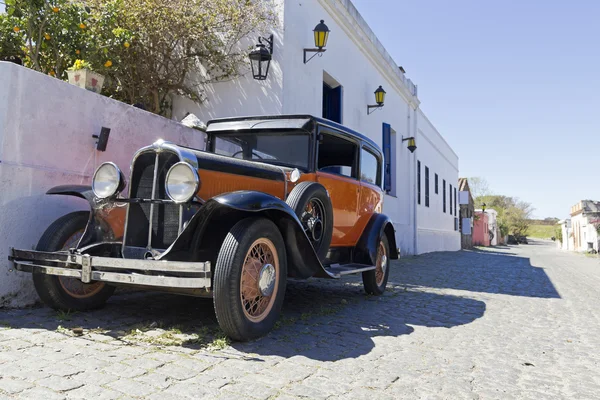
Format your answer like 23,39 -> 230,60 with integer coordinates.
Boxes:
398,246 -> 560,299
0,275 -> 486,361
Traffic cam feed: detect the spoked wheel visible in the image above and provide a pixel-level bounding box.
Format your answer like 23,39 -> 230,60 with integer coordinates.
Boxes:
240,238 -> 280,322
57,229 -> 105,300
302,198 -> 326,245
362,235 -> 391,295
32,211 -> 115,311
214,217 -> 287,341
286,182 -> 333,260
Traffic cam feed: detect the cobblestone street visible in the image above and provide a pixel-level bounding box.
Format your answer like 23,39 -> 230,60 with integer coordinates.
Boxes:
1,240 -> 599,399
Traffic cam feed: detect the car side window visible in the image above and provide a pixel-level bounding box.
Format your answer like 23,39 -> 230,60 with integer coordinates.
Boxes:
360,148 -> 381,186
317,132 -> 358,179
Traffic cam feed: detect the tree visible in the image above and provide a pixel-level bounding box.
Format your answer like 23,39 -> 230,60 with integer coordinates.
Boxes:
2,0 -> 90,77
0,12 -> 25,61
84,0 -> 276,114
467,177 -> 491,200
476,195 -> 534,237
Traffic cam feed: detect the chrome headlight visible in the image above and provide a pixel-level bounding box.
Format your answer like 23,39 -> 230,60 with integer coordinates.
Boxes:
165,162 -> 200,203
92,162 -> 126,199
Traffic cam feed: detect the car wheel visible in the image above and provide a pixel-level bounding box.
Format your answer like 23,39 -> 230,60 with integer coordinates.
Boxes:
213,217 -> 287,341
286,182 -> 333,261
362,235 -> 390,295
32,211 -> 115,311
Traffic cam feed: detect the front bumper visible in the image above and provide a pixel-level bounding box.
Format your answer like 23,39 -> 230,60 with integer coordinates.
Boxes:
9,248 -> 211,289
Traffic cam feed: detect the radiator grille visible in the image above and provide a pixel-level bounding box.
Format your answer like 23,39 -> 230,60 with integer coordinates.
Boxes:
124,151 -> 181,250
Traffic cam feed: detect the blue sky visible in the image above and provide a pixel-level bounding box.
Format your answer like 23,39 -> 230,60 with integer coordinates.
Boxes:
351,0 -> 600,219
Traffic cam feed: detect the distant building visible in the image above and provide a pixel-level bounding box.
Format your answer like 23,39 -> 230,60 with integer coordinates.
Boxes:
458,178 -> 474,249
473,210 -> 490,246
557,219 -> 572,251
569,200 -> 600,252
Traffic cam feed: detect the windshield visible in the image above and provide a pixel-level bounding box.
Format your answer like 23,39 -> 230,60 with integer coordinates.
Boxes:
211,131 -> 310,170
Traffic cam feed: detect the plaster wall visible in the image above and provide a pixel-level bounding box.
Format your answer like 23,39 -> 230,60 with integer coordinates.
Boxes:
0,62 -> 204,307
415,110 -> 460,253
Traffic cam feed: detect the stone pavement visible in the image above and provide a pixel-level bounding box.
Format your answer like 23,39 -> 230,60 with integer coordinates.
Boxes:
1,240 -> 599,399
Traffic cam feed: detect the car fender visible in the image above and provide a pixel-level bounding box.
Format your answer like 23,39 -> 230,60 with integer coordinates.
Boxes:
46,185 -> 119,246
160,191 -> 330,279
354,213 -> 399,265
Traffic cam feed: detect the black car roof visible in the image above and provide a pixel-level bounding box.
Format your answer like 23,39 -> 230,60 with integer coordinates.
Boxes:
206,114 -> 382,156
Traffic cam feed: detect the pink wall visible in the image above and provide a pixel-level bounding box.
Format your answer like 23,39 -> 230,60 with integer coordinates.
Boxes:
473,212 -> 490,246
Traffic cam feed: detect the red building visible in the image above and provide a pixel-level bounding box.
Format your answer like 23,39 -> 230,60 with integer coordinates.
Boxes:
473,211 -> 490,246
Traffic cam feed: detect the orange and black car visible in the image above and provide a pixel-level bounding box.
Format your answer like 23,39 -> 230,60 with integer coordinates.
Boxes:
10,115 -> 399,341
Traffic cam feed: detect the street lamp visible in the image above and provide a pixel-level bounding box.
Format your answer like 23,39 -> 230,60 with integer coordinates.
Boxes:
367,86 -> 386,115
402,137 -> 417,153
304,20 -> 330,64
249,34 -> 274,81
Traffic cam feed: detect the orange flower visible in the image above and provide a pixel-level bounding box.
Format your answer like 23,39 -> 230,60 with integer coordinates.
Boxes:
124,42 -> 130,48
104,60 -> 112,68
44,33 -> 51,40
79,23 -> 86,30
52,6 -> 60,13
13,26 -> 20,33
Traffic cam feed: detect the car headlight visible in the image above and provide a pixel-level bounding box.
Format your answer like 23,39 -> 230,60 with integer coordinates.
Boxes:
92,162 -> 126,199
165,162 -> 200,203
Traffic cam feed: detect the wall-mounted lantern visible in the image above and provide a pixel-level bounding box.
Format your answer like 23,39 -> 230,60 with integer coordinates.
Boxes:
249,34 -> 274,81
402,136 -> 417,153
482,203 -> 487,213
367,86 -> 386,115
304,20 -> 330,64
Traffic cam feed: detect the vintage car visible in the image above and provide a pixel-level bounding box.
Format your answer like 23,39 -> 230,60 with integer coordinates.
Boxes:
10,115 -> 399,341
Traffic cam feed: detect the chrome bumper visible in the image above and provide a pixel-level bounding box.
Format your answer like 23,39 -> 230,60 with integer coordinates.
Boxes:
9,248 -> 211,289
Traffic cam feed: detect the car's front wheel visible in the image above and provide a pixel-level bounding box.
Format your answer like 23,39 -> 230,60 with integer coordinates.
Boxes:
32,211 -> 116,311
213,217 -> 287,341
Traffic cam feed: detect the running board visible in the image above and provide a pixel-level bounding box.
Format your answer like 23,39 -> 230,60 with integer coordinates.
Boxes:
325,263 -> 375,278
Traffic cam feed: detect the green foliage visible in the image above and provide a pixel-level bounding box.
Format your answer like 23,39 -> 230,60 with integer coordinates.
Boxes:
68,58 -> 91,70
0,12 -> 25,60
2,0 -> 91,77
84,0 -> 277,114
1,0 -> 276,115
476,195 -> 534,237
555,225 -> 563,243
527,224 -> 556,239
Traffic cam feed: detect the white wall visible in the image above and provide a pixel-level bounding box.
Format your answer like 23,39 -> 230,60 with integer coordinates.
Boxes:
415,110 -> 460,253
171,0 -> 285,123
0,62 -> 204,307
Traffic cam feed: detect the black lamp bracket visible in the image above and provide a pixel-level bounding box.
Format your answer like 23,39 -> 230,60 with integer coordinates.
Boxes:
402,136 -> 415,142
258,34 -> 274,55
304,48 -> 326,64
367,104 -> 384,115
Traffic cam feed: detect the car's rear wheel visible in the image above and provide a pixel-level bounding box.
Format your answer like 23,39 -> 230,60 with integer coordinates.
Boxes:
213,217 -> 287,341
362,235 -> 390,295
286,182 -> 333,261
32,211 -> 115,311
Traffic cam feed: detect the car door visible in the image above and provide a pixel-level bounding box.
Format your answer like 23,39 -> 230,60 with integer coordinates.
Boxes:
315,129 -> 361,247
354,145 -> 384,239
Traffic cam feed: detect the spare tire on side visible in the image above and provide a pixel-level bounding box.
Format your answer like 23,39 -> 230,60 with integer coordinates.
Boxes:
286,182 -> 333,261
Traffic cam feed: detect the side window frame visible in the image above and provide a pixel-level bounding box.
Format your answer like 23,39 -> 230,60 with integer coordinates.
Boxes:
359,143 -> 383,188
315,125 -> 360,180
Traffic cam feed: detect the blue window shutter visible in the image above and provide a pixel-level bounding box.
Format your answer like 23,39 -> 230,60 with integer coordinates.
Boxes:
382,123 -> 392,192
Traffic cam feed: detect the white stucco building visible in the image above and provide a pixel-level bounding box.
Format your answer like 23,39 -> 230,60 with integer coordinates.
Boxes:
569,200 -> 600,252
174,0 -> 460,255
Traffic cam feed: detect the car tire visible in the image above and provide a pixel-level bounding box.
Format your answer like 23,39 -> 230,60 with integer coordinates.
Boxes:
32,211 -> 115,311
286,182 -> 333,261
362,235 -> 391,295
213,217 -> 287,341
